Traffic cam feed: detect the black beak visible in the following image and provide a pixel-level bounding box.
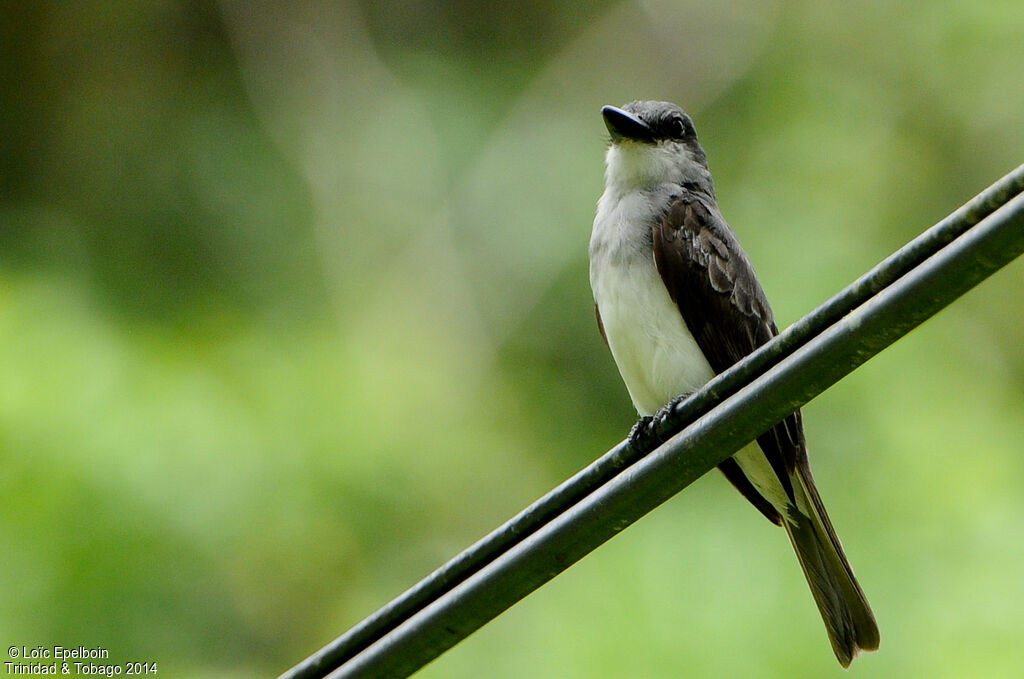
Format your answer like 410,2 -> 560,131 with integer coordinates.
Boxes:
602,105 -> 654,142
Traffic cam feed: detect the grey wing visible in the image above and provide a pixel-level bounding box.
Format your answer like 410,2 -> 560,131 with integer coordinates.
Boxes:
652,193 -> 804,513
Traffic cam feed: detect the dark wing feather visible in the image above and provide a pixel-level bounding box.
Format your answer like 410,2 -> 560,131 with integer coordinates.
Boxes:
595,304 -> 608,347
718,457 -> 782,525
652,192 -> 804,512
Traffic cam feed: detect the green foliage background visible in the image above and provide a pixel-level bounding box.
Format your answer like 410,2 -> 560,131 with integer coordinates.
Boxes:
2,1 -> 1023,676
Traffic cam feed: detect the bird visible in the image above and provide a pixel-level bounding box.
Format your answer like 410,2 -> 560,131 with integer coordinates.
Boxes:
588,100 -> 879,666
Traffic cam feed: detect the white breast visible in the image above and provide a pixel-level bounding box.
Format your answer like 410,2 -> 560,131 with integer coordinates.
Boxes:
590,189 -> 715,416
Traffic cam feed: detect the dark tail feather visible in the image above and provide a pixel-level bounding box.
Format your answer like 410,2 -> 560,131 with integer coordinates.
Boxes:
784,466 -> 880,667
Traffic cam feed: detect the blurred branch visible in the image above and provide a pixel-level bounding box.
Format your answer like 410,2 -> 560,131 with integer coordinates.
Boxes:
281,164 -> 1024,679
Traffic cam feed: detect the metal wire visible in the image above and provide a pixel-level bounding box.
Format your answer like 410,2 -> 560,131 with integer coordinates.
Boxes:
281,165 -> 1024,679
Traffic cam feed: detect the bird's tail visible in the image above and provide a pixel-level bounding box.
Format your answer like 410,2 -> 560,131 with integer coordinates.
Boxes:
784,466 -> 880,667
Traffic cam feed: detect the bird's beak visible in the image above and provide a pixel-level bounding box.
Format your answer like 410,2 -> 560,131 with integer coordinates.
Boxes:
602,105 -> 654,143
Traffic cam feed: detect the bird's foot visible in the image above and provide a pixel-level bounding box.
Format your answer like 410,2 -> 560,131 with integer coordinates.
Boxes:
628,395 -> 687,452
652,394 -> 686,435
628,415 -> 657,452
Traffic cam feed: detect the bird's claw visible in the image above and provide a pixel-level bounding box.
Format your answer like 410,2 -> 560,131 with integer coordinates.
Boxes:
653,394 -> 685,432
628,396 -> 686,452
628,415 -> 656,451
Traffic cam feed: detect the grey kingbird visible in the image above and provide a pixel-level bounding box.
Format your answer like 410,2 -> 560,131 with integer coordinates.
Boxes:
589,100 -> 879,666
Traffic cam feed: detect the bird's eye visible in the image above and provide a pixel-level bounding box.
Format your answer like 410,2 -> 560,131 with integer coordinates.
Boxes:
668,116 -> 687,139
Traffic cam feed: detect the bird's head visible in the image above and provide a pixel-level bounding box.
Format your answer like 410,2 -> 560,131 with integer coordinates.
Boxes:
601,101 -> 715,197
